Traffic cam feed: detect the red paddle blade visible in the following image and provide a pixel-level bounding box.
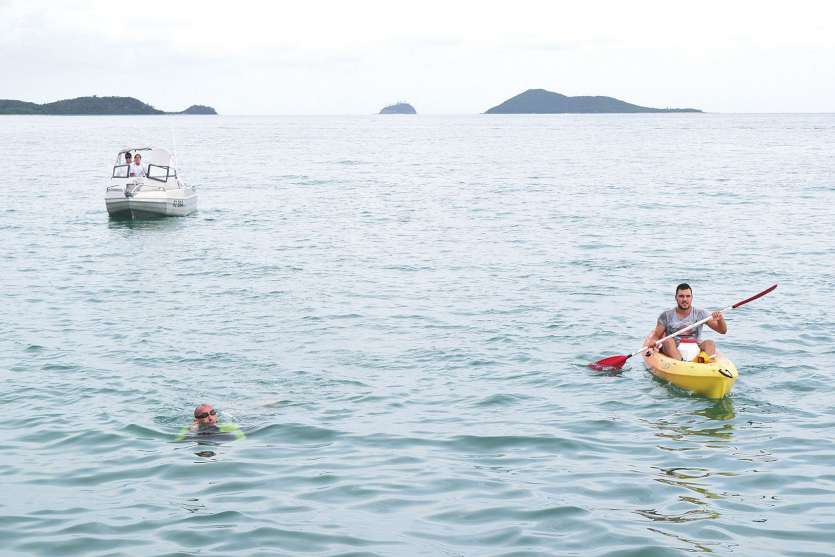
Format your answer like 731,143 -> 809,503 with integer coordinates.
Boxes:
589,354 -> 629,371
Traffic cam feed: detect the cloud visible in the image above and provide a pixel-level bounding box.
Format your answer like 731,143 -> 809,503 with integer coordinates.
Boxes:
2,0 -> 835,113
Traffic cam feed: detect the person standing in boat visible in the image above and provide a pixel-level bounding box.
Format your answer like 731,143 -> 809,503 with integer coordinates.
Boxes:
645,283 -> 727,360
124,151 -> 132,166
128,152 -> 146,177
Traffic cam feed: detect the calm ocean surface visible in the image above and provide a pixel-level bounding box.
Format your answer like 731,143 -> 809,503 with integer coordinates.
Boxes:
1,114 -> 834,556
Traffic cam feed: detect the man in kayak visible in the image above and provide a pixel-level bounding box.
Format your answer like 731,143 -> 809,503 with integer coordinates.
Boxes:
174,403 -> 245,441
646,283 -> 727,360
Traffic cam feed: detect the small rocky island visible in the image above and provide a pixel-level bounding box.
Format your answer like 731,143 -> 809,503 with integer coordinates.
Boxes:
485,89 -> 700,114
0,96 -> 217,115
379,102 -> 417,114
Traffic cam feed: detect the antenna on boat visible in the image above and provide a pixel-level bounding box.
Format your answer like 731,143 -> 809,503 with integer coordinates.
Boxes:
169,125 -> 178,166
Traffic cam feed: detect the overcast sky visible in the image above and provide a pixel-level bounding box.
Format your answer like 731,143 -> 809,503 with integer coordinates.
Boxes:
2,0 -> 834,114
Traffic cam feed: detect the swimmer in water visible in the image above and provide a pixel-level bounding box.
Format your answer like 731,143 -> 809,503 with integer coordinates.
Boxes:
192,403 -> 218,431
175,403 -> 245,441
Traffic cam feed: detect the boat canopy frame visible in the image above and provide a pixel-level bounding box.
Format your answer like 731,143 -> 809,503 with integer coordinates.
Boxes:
110,147 -> 178,182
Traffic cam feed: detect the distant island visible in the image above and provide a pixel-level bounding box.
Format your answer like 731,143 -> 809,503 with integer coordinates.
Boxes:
485,89 -> 701,114
379,102 -> 416,114
0,96 -> 218,115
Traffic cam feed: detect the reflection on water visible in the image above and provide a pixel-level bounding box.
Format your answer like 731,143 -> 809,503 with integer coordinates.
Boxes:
646,527 -> 719,553
647,398 -> 737,444
106,213 -> 192,231
636,506 -> 720,523
697,399 -> 736,421
183,498 -> 206,514
651,419 -> 734,442
635,399 -> 740,529
652,466 -> 735,501
634,467 -> 732,526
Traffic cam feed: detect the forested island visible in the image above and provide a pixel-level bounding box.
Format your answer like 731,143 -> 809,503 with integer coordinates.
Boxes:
485,89 -> 701,114
379,102 -> 417,114
0,96 -> 217,115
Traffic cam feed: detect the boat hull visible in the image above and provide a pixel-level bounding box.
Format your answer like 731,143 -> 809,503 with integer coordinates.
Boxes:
105,189 -> 197,217
643,350 -> 738,399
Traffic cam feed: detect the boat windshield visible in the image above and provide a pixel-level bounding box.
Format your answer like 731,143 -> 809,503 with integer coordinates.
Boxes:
112,164 -> 130,178
111,147 -> 176,180
147,164 -> 176,182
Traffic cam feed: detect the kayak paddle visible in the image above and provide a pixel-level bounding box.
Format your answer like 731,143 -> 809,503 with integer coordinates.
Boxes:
590,284 -> 777,371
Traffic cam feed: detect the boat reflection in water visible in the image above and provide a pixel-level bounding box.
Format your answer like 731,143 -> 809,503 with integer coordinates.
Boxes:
649,400 -> 736,444
696,398 -> 736,421
633,397 -> 740,552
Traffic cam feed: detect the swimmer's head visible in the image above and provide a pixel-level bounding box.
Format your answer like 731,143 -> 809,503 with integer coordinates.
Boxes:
193,403 -> 217,427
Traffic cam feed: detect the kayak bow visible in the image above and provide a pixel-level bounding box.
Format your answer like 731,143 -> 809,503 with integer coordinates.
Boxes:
643,350 -> 738,399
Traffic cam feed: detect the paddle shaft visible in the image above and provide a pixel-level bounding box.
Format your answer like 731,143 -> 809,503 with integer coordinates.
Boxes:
630,284 -> 778,358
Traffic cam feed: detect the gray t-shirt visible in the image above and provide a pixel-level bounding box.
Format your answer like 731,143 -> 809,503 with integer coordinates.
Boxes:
658,308 -> 710,342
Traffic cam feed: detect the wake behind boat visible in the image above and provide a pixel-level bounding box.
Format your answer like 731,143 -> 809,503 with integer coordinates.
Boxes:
105,147 -> 197,217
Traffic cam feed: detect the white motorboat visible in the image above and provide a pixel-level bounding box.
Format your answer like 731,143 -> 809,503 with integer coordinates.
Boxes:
105,147 -> 197,217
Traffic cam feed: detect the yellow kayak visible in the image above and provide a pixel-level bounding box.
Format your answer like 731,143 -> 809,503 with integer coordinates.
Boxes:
642,351 -> 738,399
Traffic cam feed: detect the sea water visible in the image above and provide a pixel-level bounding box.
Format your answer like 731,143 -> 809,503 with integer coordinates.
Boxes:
1,114 -> 834,556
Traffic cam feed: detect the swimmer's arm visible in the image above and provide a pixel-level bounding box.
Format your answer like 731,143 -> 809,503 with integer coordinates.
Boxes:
219,423 -> 246,440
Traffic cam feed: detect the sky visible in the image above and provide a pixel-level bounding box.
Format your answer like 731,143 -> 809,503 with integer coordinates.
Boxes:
2,0 -> 834,114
